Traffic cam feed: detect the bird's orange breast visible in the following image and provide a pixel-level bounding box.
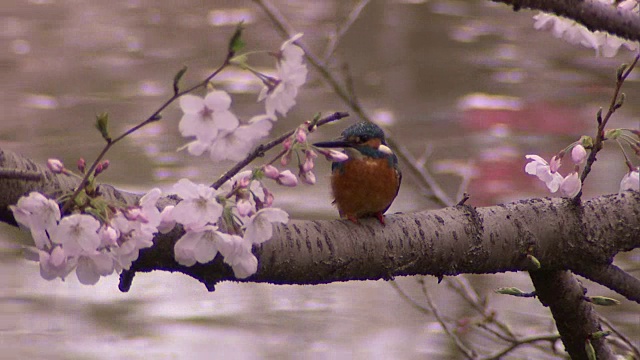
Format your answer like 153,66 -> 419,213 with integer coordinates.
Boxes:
331,157 -> 400,219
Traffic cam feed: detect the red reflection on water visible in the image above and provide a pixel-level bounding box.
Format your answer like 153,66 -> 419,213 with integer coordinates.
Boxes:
462,102 -> 585,135
458,103 -> 587,205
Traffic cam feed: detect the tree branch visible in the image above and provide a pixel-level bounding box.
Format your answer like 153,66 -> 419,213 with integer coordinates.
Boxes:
574,263 -> 640,304
530,270 -> 615,360
493,0 -> 640,43
1,148 -> 639,299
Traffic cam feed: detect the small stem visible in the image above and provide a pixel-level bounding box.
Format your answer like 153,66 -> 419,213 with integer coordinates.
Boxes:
210,111 -> 349,189
61,54 -> 234,214
574,54 -> 639,202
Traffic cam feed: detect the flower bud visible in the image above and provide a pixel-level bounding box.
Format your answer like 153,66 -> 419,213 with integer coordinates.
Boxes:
262,188 -> 274,208
47,159 -> 65,174
77,158 -> 86,173
571,144 -> 587,164
283,136 -> 293,151
295,127 -> 307,143
262,165 -> 280,180
236,199 -> 254,217
323,149 -> 349,162
277,170 -> 298,187
559,172 -> 581,198
300,170 -> 316,185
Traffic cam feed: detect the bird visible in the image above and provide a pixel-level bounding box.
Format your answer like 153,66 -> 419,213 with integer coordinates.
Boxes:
314,122 -> 401,225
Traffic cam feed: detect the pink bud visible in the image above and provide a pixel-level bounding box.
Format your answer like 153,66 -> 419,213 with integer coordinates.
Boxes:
280,151 -> 292,166
283,137 -> 293,151
94,160 -> 110,176
50,246 -> 66,267
99,225 -> 119,247
237,175 -> 251,189
559,172 -> 581,198
302,152 -> 315,172
300,170 -> 316,185
325,149 -> 349,162
305,149 -> 318,159
277,170 -> 298,187
77,158 -> 86,173
295,127 -> 307,143
236,199 -> 254,217
263,165 -> 280,180
262,187 -> 274,207
158,205 -> 176,233
47,159 -> 65,173
571,145 -> 587,164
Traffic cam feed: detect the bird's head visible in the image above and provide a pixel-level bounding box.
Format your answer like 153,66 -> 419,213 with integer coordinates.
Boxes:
314,122 -> 394,160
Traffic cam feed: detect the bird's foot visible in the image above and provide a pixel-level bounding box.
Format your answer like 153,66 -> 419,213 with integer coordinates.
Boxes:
375,212 -> 386,226
347,215 -> 360,224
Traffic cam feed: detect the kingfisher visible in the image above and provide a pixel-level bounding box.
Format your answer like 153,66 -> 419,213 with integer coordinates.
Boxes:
314,122 -> 401,225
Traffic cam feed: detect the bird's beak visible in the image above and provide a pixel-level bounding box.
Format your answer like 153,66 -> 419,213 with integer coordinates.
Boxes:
313,138 -> 353,149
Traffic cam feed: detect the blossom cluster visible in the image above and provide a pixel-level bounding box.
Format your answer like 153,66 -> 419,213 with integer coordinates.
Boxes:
164,176 -> 288,278
8,34 -> 315,285
525,142 -> 639,196
533,0 -> 639,57
179,33 -> 307,162
10,190 -> 163,284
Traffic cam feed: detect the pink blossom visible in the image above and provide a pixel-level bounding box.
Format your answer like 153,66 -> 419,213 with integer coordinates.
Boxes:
263,165 -> 280,180
277,170 -> 298,187
571,145 -> 587,164
559,172 -> 581,198
47,159 -> 65,173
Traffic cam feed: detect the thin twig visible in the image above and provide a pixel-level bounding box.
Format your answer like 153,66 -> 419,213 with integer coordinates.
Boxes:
480,334 -> 560,360
418,277 -> 478,359
322,0 -> 371,62
210,111 -> 349,189
599,315 -> 640,358
62,51 -> 235,214
575,54 -> 640,201
253,0 -> 454,207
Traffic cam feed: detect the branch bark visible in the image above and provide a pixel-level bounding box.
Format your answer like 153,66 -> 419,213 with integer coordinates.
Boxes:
530,270 -> 615,360
493,0 -> 640,43
1,147 -> 639,299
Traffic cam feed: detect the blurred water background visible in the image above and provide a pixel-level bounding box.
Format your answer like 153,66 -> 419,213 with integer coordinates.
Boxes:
0,0 -> 638,359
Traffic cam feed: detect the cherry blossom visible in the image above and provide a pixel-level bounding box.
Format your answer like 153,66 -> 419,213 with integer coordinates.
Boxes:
50,214 -> 101,257
179,90 -> 239,143
76,252 -> 114,285
38,246 -> 75,281
173,225 -> 224,266
170,178 -> 223,229
243,208 -> 289,245
206,115 -> 274,162
10,192 -> 61,249
525,155 -> 564,192
258,33 -> 308,117
559,172 -> 582,198
217,233 -> 258,279
619,169 -> 639,193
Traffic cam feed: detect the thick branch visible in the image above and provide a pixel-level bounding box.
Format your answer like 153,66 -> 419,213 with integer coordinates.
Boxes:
574,263 -> 640,303
493,0 -> 640,42
530,270 -> 615,360
1,148 -> 639,299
